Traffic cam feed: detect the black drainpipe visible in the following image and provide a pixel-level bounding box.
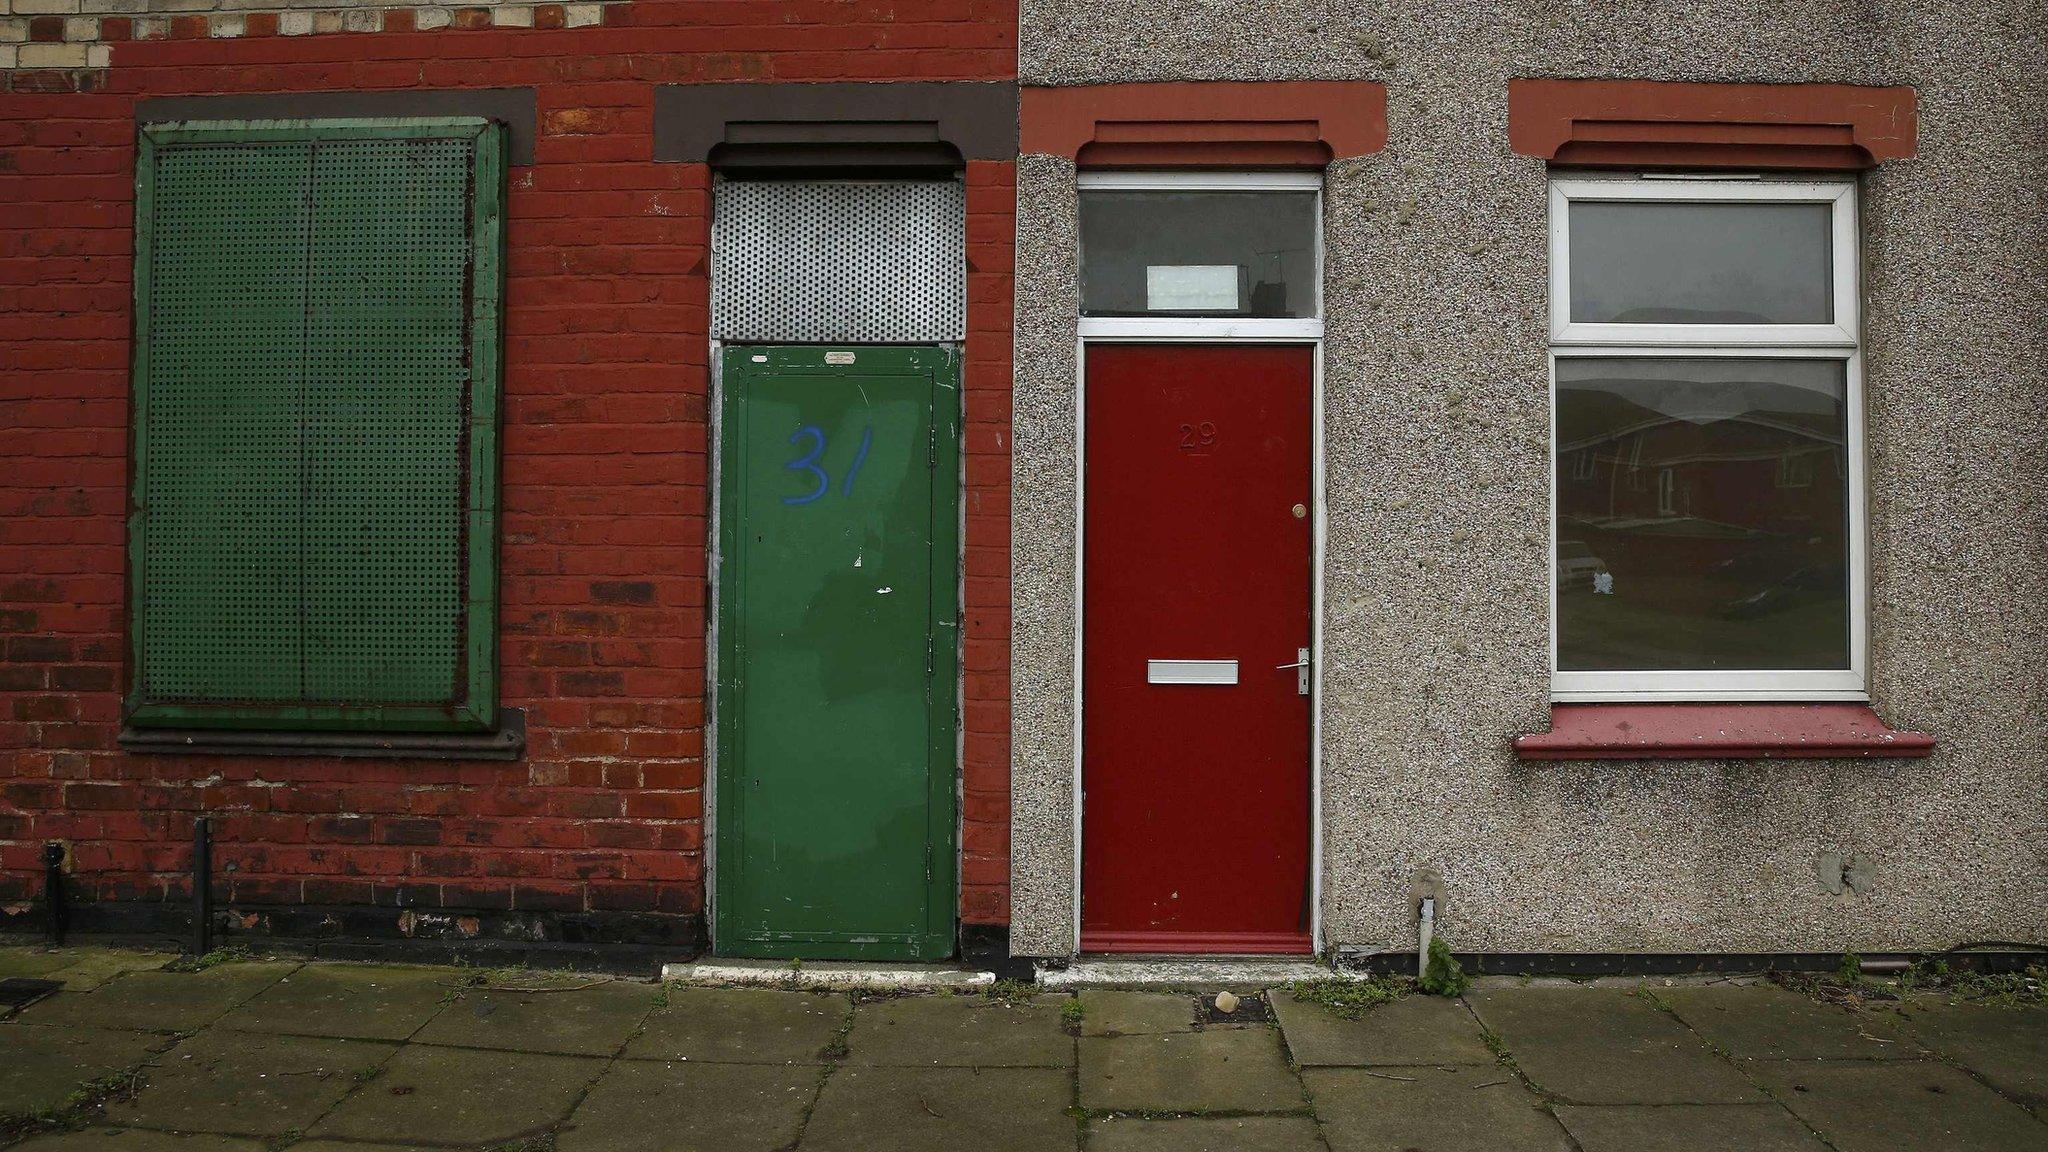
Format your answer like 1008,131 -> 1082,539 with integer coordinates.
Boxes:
191,817 -> 212,956
42,842 -> 65,947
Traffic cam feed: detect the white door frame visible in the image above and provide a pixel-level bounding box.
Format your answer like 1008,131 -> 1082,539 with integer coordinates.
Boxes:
1070,168 -> 1327,955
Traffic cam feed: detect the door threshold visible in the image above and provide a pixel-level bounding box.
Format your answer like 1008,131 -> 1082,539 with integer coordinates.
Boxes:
663,958 -> 996,992
1038,955 -> 1346,989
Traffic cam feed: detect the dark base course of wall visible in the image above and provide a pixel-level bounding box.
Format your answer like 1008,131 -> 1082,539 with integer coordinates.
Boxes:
3,899 -> 1032,978
1337,950 -> 2048,978
1,899 -> 706,976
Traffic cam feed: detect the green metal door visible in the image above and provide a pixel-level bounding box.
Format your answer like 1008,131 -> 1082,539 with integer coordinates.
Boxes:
715,345 -> 959,960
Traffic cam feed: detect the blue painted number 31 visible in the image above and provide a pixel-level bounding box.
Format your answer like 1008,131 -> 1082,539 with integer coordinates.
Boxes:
782,424 -> 874,506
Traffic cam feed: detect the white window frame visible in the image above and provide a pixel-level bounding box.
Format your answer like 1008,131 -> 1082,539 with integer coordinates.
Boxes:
1549,178 -> 1859,347
1549,176 -> 1867,702
1076,169 -> 1323,342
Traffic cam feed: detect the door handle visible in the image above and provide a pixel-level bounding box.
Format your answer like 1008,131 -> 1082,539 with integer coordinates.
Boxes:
1277,648 -> 1310,696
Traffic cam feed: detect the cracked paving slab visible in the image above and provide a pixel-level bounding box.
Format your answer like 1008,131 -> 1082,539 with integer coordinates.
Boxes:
1649,984 -> 1919,1061
802,1066 -> 1076,1152
1080,1028 -> 1301,1113
309,1044 -> 606,1146
107,1029 -> 395,1137
215,964 -> 453,1042
846,993 -> 1074,1068
1749,1058 -> 2048,1152
0,1022 -> 166,1116
1272,992 -> 1494,1066
1466,988 -> 1762,1104
1303,1064 -> 1573,1152
13,965 -> 297,1034
558,1059 -> 817,1152
625,987 -> 849,1065
1554,1103 -> 1830,1151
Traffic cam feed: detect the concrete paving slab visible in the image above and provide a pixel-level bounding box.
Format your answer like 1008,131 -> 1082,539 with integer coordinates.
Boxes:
107,1029 -> 393,1137
1080,1028 -> 1301,1113
216,963 -> 451,1041
39,950 -> 177,992
1467,988 -> 1761,1104
625,987 -> 848,1065
14,964 -> 295,1033
14,1129 -> 264,1151
801,1066 -> 1075,1152
1899,1004 -> 2048,1114
0,1023 -> 164,1117
1751,1059 -> 2048,1152
1651,985 -> 1918,1060
1272,992 -> 1494,1067
1087,1115 -> 1323,1151
412,980 -> 657,1056
847,993 -> 1074,1068
0,948 -> 77,980
1303,1065 -> 1573,1152
310,1044 -> 604,1146
558,1059 -> 816,1152
1555,1103 -> 1830,1151
1079,990 -> 1195,1037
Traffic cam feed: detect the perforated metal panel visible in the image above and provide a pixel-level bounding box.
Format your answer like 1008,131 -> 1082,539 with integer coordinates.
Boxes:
304,136 -> 472,705
711,180 -> 965,342
131,121 -> 504,730
138,142 -> 310,704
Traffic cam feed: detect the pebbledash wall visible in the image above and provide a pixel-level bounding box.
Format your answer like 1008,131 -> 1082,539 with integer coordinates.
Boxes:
1009,1 -> 2048,958
0,0 -> 1018,955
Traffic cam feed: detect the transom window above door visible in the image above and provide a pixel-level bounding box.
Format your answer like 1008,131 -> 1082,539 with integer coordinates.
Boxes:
1077,171 -> 1322,338
1548,177 -> 1865,702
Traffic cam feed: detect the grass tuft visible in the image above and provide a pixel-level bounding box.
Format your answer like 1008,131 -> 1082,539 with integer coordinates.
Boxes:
1288,975 -> 1408,1019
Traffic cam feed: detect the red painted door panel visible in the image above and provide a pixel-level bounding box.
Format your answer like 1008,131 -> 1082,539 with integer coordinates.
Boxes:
1081,344 -> 1314,954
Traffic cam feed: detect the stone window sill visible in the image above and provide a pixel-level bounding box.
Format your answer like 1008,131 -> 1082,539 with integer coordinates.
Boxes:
1513,703 -> 1933,761
119,708 -> 525,761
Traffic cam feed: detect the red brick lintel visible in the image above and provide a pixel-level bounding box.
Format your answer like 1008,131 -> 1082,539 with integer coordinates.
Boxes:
1508,78 -> 1917,171
1514,703 -> 1934,761
1020,81 -> 1387,169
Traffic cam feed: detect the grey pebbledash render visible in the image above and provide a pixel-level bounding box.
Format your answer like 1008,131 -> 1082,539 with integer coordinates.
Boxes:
1008,0 -> 2048,959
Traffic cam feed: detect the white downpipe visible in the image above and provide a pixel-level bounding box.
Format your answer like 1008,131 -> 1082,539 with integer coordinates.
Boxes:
1417,897 -> 1436,981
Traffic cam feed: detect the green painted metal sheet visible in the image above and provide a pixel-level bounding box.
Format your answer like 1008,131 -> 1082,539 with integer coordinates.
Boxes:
128,120 -> 504,731
134,140 -> 310,705
715,345 -> 960,961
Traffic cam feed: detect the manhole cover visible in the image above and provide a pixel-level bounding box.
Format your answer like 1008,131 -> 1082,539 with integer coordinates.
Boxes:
1194,991 -> 1273,1026
0,978 -> 62,1016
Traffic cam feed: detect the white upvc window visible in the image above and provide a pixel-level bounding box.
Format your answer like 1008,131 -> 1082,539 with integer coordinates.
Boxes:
1075,170 -> 1323,341
1549,176 -> 1866,702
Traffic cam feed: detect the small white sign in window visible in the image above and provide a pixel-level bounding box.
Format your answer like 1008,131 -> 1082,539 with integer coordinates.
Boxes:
1146,265 -> 1240,312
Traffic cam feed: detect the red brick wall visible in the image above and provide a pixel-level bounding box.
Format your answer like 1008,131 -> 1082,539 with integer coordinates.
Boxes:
0,1 -> 1015,938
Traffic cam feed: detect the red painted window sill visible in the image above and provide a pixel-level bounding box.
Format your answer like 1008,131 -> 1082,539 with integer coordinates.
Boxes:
1514,703 -> 1934,761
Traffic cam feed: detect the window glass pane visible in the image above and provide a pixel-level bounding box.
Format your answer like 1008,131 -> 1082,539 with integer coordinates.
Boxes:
1555,358 -> 1849,672
1080,191 -> 1317,318
1568,200 -> 1833,324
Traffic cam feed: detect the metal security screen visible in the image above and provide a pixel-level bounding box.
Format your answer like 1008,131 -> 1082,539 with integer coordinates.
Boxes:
130,120 -> 504,731
711,180 -> 966,343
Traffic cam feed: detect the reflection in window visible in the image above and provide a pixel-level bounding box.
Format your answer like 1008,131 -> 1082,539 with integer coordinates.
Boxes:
1568,201 -> 1833,325
1555,358 -> 1849,672
1079,191 -> 1318,318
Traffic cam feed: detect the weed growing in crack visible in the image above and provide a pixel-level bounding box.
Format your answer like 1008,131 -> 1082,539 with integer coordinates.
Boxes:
1288,976 -> 1408,1019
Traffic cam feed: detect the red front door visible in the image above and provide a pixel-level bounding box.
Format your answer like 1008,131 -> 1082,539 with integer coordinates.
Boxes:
1081,343 -> 1314,954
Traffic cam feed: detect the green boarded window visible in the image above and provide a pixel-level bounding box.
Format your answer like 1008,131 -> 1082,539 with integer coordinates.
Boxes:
129,120 -> 504,732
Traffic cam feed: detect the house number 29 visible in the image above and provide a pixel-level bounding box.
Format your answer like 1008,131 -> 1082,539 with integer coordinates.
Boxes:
781,424 -> 874,505
1178,421 -> 1218,450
